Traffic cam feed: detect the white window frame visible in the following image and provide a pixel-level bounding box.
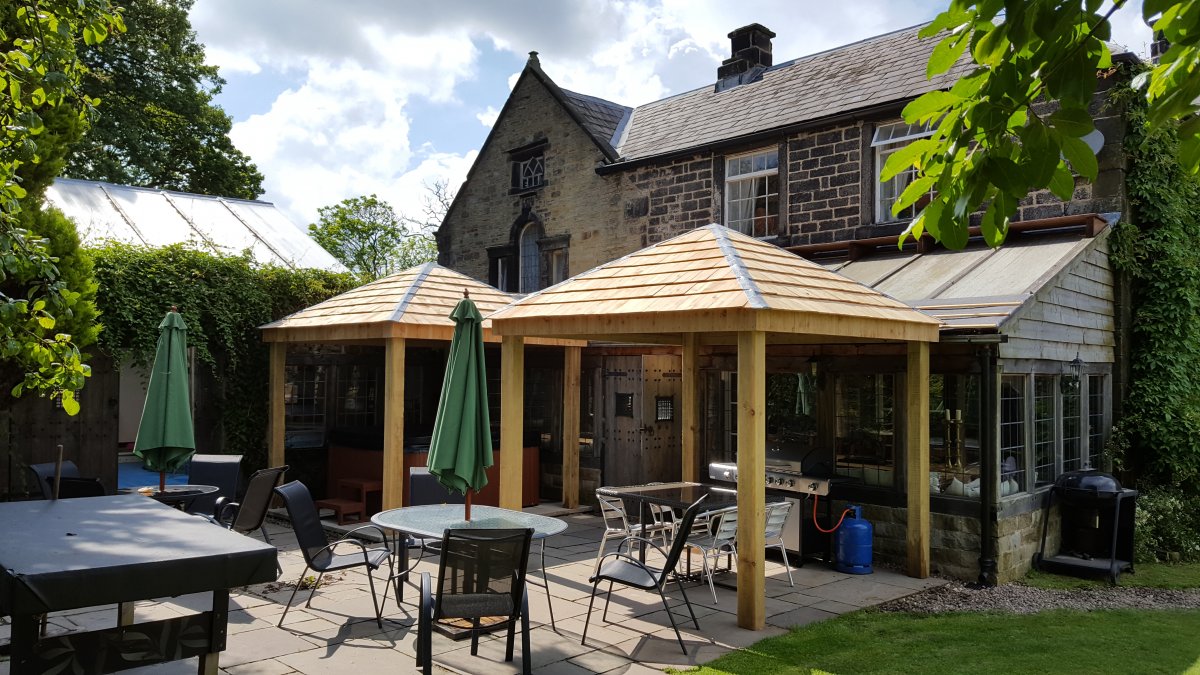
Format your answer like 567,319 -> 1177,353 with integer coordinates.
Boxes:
872,121 -> 934,223
724,148 -> 780,238
517,155 -> 544,190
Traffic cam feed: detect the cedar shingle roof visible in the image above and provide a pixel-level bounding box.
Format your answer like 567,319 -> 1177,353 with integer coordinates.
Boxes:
490,225 -> 940,342
260,263 -> 515,341
614,23 -> 974,161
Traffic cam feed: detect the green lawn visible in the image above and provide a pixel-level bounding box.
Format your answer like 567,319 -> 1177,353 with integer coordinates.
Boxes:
682,609 -> 1200,675
1023,561 -> 1200,590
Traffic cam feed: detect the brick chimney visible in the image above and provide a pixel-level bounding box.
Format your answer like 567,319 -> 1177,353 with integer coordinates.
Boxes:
716,24 -> 776,92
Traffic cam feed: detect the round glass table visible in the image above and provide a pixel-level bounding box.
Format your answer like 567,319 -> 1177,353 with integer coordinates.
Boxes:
119,484 -> 219,510
372,504 -> 567,632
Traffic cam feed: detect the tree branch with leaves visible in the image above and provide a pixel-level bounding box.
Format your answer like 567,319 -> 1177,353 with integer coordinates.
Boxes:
1,0 -> 122,412
309,193 -> 439,281
891,0 -> 1199,248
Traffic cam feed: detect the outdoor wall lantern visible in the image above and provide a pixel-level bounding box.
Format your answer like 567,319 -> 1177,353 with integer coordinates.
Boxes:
1060,352 -> 1084,394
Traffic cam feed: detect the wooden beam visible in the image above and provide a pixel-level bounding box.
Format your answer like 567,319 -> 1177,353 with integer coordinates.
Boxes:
906,340 -> 931,578
681,333 -> 699,482
500,336 -> 525,510
268,342 -> 285,469
382,337 -> 406,510
561,346 -> 581,509
736,330 -> 766,630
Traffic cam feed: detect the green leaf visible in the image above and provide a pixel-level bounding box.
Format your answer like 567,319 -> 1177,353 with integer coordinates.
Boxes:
902,91 -> 962,124
983,157 -> 1026,194
1048,107 -> 1095,137
973,25 -> 1009,67
880,139 -> 938,182
1180,135 -> 1200,175
61,391 -> 80,416
1048,165 -> 1075,202
1061,135 -> 1099,180
929,32 -> 969,77
892,175 -> 937,215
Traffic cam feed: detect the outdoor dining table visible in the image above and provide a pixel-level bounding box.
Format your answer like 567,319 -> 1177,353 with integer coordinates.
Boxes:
597,482 -> 784,563
371,504 -> 567,632
0,494 -> 277,674
118,483 -> 219,510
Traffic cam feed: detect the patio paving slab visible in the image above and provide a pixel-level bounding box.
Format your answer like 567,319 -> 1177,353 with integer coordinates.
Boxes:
0,509 -> 947,675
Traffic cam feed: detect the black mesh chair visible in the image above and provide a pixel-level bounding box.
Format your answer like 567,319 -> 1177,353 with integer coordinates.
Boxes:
186,453 -> 243,517
27,461 -> 80,499
214,465 -> 288,545
417,527 -> 534,675
583,494 -> 707,654
274,481 -> 393,628
47,476 -> 106,498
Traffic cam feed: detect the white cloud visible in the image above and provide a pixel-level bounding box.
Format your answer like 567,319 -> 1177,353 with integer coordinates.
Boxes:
476,106 -> 500,128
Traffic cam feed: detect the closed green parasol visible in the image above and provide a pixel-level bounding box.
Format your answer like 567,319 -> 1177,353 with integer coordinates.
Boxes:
426,291 -> 493,520
133,308 -> 196,492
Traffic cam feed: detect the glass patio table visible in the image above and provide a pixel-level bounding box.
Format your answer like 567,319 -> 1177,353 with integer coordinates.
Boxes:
118,484 -> 219,510
371,504 -> 567,632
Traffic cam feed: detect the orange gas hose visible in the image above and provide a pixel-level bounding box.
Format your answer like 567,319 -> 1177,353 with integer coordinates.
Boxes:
812,493 -> 853,533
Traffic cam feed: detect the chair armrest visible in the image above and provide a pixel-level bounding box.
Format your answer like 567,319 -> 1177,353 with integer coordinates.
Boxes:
340,524 -> 390,544
615,535 -> 669,560
589,550 -> 657,584
215,498 -> 240,527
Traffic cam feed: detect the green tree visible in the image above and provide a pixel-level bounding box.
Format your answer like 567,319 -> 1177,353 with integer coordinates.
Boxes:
890,0 -> 1196,248
1,0 -> 122,412
64,0 -> 263,199
309,194 -> 438,281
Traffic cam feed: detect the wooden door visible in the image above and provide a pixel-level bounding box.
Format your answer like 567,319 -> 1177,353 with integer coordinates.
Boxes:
602,355 -> 683,486
603,356 -> 643,487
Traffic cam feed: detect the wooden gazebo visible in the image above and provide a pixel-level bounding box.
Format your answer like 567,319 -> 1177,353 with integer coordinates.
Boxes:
260,262 -> 583,510
489,225 -> 940,630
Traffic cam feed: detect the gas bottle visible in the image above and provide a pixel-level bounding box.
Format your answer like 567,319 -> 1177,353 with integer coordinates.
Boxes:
834,505 -> 873,574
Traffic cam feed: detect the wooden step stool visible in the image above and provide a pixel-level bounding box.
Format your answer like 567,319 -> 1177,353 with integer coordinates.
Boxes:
314,477 -> 383,525
313,498 -> 363,525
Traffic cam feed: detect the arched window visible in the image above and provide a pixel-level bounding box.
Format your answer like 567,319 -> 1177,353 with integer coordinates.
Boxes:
519,223 -> 540,293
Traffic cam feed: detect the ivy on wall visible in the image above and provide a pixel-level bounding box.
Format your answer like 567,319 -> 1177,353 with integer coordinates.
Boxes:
1110,76 -> 1200,492
91,243 -> 356,468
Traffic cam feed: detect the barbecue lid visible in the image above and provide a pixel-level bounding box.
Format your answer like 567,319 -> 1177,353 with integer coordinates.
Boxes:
1055,469 -> 1122,492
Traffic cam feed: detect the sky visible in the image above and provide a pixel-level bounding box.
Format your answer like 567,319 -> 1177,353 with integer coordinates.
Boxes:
187,0 -> 1154,231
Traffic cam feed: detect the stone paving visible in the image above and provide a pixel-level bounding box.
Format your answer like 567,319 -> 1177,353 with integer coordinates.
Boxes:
1,510 -> 945,674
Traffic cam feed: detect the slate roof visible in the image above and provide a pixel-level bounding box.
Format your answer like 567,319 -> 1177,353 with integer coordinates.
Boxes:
560,88 -> 630,149
614,23 -> 975,161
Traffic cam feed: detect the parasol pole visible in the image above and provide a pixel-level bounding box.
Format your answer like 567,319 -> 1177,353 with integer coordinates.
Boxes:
52,444 -> 63,500
465,488 -> 472,521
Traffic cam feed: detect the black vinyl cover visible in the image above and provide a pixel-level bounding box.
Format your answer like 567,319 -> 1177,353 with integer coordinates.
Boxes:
0,495 -> 277,615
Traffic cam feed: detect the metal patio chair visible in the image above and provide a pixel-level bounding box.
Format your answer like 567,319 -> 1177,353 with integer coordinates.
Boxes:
417,527 -> 534,675
764,500 -> 795,587
593,490 -> 672,574
683,504 -> 738,603
583,494 -> 707,654
274,480 -> 393,628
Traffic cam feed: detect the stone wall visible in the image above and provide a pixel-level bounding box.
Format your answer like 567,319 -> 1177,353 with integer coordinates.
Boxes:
435,68 -> 623,283
620,155 -> 716,245
852,495 -> 1061,583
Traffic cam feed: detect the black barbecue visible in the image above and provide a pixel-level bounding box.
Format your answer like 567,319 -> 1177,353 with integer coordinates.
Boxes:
1034,469 -> 1137,583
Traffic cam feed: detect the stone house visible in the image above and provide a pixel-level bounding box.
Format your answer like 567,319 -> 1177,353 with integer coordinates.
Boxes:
437,22 -> 1133,582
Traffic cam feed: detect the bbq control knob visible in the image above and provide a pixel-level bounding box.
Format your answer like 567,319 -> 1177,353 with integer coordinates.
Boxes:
723,471 -> 732,478
766,476 -> 774,485
787,479 -> 796,488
